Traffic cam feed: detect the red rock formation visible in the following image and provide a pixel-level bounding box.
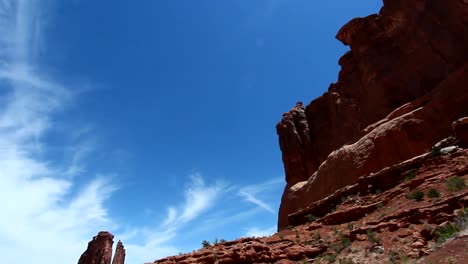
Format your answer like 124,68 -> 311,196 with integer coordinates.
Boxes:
151,237 -> 326,264
453,117 -> 468,147
276,102 -> 313,185
112,241 -> 126,264
277,0 -> 468,229
78,231 -> 115,264
281,66 -> 468,228
78,231 -> 125,264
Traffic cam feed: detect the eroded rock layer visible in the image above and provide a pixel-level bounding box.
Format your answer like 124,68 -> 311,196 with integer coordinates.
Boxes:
277,0 -> 468,229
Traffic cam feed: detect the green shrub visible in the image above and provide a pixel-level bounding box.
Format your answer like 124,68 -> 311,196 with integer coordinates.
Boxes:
446,176 -> 466,192
427,188 -> 440,198
404,171 -> 416,182
407,190 -> 424,201
332,227 -> 339,235
454,208 -> 468,232
431,145 -> 441,156
329,229 -> 351,253
305,214 -> 318,222
340,234 -> 351,249
323,254 -> 337,262
201,240 -> 211,248
434,208 -> 468,244
435,223 -> 460,244
366,229 -> 381,243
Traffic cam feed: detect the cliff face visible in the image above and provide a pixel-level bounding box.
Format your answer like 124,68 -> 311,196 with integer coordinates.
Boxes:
77,232 -> 126,264
277,0 -> 468,229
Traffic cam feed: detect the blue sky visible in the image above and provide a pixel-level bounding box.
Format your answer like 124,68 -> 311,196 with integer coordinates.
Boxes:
0,1 -> 381,263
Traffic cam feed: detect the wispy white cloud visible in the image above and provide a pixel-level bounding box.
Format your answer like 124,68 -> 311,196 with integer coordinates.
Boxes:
180,174 -> 225,222
121,173 -> 227,263
162,207 -> 178,227
0,1 -> 117,264
161,173 -> 226,228
63,142 -> 93,177
0,2 -> 285,264
238,178 -> 282,214
244,226 -> 276,238
239,190 -> 275,213
122,176 -> 282,263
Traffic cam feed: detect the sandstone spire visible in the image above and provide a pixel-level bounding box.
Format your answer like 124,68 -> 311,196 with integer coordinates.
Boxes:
112,240 -> 126,264
77,231 -> 125,264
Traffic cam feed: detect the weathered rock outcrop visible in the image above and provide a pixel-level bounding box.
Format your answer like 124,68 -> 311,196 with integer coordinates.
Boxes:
78,231 -> 125,264
277,0 -> 468,229
151,237 -> 326,264
453,117 -> 468,147
277,101 -> 313,185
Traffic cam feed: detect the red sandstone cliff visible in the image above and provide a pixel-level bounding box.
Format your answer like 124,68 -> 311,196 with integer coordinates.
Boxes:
277,0 -> 468,229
